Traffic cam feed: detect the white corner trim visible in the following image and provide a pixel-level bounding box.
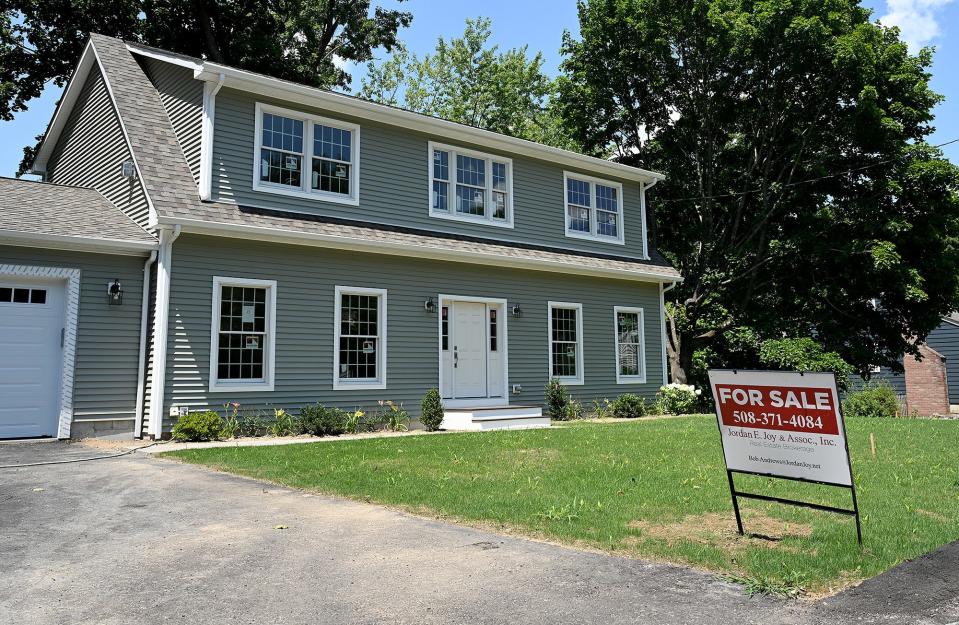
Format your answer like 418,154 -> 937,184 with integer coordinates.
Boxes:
547,301 -> 585,385
562,171 -> 626,246
133,250 -> 157,438
199,74 -> 225,201
640,181 -> 651,260
208,276 -> 278,393
426,141 -> 515,229
0,264 -> 81,439
148,226 -> 180,436
333,285 -> 387,390
251,101 -> 361,207
613,306 -> 647,384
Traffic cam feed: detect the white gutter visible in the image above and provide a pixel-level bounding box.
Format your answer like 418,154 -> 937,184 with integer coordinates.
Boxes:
660,281 -> 678,385
147,224 -> 181,438
133,249 -> 158,438
198,73 -> 225,201
640,179 -> 659,261
0,230 -> 158,254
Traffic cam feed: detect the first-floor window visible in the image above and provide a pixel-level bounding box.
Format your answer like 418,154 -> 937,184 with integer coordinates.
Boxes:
614,307 -> 645,383
334,286 -> 387,389
549,302 -> 584,384
210,277 -> 277,392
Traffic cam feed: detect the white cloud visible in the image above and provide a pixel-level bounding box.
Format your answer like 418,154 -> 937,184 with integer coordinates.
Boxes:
879,0 -> 956,51
333,54 -> 353,73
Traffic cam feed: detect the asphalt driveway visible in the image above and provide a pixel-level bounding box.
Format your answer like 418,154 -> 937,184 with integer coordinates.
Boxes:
0,441 -> 955,625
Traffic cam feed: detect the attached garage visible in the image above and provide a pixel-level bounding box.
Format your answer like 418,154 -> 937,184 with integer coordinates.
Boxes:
0,178 -> 157,439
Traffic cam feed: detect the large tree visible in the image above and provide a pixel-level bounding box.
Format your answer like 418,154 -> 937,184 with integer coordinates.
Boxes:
3,0 -> 411,172
559,0 -> 959,384
359,17 -> 576,150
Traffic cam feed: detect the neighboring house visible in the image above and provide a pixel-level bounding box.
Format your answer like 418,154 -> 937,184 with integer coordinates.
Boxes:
866,316 -> 959,416
0,34 -> 681,440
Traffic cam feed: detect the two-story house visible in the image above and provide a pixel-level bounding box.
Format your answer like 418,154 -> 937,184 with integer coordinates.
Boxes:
0,34 -> 681,440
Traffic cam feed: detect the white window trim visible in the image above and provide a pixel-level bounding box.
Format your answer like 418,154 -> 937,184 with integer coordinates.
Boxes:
333,285 -> 388,390
613,306 -> 646,384
428,140 -> 514,229
563,171 -> 625,245
547,301 -> 585,385
208,276 -> 278,393
252,102 -> 361,206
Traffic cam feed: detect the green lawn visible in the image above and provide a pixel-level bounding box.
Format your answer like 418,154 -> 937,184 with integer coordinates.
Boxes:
164,416 -> 959,595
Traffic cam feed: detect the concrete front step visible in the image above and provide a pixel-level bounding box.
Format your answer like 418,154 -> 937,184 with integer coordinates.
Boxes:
441,405 -> 550,431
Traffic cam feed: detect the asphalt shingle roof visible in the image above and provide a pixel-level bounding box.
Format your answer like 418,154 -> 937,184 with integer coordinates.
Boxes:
88,34 -> 680,281
0,177 -> 156,244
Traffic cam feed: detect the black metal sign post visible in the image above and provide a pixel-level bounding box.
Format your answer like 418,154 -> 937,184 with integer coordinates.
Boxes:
711,370 -> 863,547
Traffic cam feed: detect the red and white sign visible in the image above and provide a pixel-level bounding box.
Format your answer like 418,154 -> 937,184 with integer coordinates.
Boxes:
708,370 -> 852,486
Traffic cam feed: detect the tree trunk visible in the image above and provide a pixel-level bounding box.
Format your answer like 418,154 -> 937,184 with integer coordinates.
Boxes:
665,304 -> 691,384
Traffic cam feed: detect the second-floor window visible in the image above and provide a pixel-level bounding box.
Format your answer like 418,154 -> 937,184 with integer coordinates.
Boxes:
429,141 -> 513,228
255,103 -> 359,205
564,172 -> 625,244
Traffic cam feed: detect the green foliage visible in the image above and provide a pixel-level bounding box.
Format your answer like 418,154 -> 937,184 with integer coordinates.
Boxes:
758,338 -> 854,391
344,410 -> 363,435
610,394 -> 648,419
359,17 -> 577,150
269,408 -> 296,437
843,383 -> 901,418
590,398 -> 614,419
7,0 -> 412,173
380,400 -> 410,432
544,379 -> 573,420
237,414 -> 268,438
171,410 -> 223,442
563,398 -> 585,421
420,388 -> 445,432
559,0 -> 959,383
657,384 -> 701,415
298,404 -> 347,436
220,402 -> 241,438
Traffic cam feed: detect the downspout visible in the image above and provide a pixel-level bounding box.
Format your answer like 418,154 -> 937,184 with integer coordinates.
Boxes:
133,249 -> 158,438
198,73 -> 225,201
660,281 -> 677,386
147,224 -> 181,438
641,178 -> 659,261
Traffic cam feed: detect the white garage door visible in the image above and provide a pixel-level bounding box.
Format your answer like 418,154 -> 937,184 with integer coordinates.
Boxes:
0,280 -> 65,438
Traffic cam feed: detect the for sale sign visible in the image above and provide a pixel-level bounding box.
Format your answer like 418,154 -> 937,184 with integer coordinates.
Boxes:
708,370 -> 852,487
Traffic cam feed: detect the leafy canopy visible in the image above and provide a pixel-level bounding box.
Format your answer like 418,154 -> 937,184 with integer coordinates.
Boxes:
359,17 -> 576,150
559,0 -> 959,383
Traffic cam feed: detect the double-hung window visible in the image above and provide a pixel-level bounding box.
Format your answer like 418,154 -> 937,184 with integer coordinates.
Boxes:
614,307 -> 646,383
548,302 -> 584,385
563,172 -> 625,244
255,103 -> 360,205
430,141 -> 513,227
334,286 -> 387,390
209,277 -> 277,392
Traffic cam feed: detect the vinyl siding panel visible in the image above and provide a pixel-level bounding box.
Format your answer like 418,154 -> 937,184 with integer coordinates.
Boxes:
139,57 -> 203,184
211,88 -> 648,260
927,320 -> 959,404
0,245 -> 146,430
162,234 -> 664,430
45,66 -> 152,228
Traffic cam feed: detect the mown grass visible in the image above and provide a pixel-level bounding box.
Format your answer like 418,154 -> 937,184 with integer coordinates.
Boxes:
164,416 -> 959,595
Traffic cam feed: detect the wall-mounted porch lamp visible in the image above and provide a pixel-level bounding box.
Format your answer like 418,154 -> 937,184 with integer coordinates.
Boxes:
424,296 -> 436,313
107,279 -> 123,305
511,304 -> 523,318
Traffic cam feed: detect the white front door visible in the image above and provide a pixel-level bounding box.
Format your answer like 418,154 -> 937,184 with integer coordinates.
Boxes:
452,301 -> 488,398
0,280 -> 65,438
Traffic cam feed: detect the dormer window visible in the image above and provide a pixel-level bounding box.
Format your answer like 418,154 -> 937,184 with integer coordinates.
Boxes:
563,172 -> 625,245
254,103 -> 359,206
429,141 -> 513,228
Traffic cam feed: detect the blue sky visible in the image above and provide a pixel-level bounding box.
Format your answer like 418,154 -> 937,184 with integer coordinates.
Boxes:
2,0 -> 956,178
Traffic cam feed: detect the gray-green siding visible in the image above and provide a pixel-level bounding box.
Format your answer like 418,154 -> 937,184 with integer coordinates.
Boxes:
162,234 -> 664,430
0,245 -> 146,429
211,87 -> 649,260
139,57 -> 203,184
928,321 -> 959,404
45,65 -> 152,228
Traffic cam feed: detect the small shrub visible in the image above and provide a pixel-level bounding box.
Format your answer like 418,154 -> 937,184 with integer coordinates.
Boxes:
842,383 -> 900,418
237,414 -> 267,437
171,410 -> 223,442
220,402 -> 241,438
545,379 -> 572,420
420,388 -> 445,431
298,404 -> 347,436
590,398 -> 613,419
344,409 -> 363,434
380,400 -> 410,432
611,393 -> 648,419
563,398 -> 585,420
363,410 -> 386,432
269,408 -> 295,437
657,383 -> 701,415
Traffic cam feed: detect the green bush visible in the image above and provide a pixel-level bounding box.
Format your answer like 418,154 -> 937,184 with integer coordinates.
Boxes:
657,383 -> 701,415
758,337 -> 854,391
237,414 -> 267,437
298,404 -> 347,436
171,410 -> 223,442
269,408 -> 296,436
420,388 -> 445,431
380,400 -> 410,432
842,383 -> 900,418
611,393 -> 647,419
545,378 -> 572,420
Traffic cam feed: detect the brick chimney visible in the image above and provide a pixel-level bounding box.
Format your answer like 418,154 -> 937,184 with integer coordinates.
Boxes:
903,343 -> 950,416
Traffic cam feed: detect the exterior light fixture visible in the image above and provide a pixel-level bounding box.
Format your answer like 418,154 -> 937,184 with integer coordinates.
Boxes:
424,296 -> 436,313
120,160 -> 137,179
511,304 -> 522,318
107,279 -> 123,305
